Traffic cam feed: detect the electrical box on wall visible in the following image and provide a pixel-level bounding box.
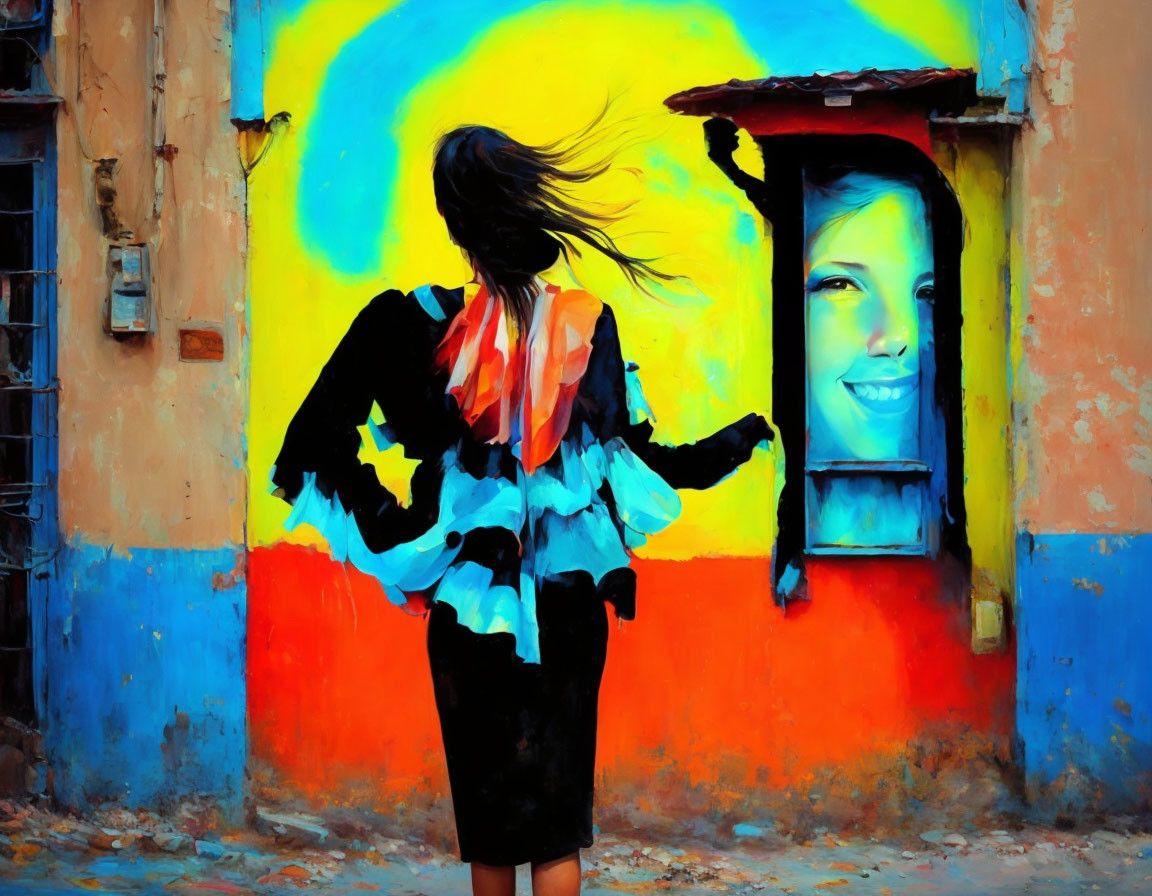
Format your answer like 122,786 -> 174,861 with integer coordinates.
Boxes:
107,244 -> 153,334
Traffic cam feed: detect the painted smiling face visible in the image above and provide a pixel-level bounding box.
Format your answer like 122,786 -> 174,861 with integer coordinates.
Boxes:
803,172 -> 933,461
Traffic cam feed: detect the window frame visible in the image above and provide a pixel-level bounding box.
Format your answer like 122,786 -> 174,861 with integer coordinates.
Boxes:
0,1 -> 58,723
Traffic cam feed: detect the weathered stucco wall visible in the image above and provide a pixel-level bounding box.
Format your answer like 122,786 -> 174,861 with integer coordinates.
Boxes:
1015,0 -> 1152,534
53,0 -> 246,549
40,1 -> 248,813
1013,0 -> 1152,813
30,0 -> 1150,821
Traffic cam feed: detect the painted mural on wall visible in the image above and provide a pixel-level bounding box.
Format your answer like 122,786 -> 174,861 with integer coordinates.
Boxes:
803,161 -> 943,548
1,0 -> 1141,847
792,136 -> 965,572
241,0 -> 1025,831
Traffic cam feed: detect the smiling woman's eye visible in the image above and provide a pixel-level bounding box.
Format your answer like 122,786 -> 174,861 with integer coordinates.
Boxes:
915,283 -> 936,301
811,276 -> 861,293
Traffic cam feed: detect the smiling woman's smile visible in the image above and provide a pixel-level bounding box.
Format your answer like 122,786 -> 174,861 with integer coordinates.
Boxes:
842,373 -> 919,412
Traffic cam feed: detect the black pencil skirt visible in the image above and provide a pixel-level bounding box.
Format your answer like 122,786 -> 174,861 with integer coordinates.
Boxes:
427,575 -> 609,867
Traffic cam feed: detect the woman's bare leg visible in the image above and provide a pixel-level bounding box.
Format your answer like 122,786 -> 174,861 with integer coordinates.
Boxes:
471,862 -> 515,896
531,852 -> 581,896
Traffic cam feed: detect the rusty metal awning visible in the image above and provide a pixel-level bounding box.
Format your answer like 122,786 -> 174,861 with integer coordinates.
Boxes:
665,67 -> 977,118
664,67 -> 980,154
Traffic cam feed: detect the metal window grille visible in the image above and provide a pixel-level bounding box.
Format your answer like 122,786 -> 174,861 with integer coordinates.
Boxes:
0,120 -> 56,723
1,1 -> 49,95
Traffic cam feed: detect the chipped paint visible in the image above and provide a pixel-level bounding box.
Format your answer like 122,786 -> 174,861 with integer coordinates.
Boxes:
1071,577 -> 1104,596
211,552 -> 248,591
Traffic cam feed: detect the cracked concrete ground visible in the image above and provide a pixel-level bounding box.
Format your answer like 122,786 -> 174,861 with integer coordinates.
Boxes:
1,799 -> 1151,894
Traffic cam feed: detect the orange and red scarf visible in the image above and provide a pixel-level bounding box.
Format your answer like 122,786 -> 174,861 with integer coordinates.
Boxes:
436,281 -> 602,474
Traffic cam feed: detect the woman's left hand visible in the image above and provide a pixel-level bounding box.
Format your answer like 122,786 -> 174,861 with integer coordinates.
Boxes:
732,412 -> 775,446
748,412 -> 776,445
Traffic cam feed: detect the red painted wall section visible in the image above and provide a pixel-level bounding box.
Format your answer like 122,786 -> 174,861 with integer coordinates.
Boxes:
247,546 -> 444,798
248,546 -> 1013,814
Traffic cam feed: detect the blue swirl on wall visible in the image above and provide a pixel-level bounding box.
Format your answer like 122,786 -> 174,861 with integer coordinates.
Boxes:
289,0 -> 942,275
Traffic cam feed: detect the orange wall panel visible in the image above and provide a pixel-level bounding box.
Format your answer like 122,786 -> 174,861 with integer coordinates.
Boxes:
51,1 -> 247,549
1015,0 -> 1152,532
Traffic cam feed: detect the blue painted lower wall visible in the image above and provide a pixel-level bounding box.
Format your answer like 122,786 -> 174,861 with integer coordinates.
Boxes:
38,542 -> 246,816
31,532 -> 1150,817
1016,532 -> 1152,811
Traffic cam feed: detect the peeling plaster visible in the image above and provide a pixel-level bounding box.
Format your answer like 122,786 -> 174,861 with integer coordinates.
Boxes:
1036,0 -> 1075,105
1086,486 -> 1115,516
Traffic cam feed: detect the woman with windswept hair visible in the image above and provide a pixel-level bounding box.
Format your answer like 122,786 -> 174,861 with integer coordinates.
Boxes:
271,121 -> 772,896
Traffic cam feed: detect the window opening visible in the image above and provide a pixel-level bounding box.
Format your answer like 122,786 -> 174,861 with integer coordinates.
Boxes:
0,0 -> 49,93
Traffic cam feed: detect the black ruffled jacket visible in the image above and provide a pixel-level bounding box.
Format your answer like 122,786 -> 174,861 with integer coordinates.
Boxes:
272,285 -> 770,619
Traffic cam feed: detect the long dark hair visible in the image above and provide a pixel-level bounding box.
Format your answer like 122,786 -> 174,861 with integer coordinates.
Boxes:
432,119 -> 672,324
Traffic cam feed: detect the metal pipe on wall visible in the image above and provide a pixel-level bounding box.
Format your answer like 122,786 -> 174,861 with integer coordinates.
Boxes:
151,0 -> 167,222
